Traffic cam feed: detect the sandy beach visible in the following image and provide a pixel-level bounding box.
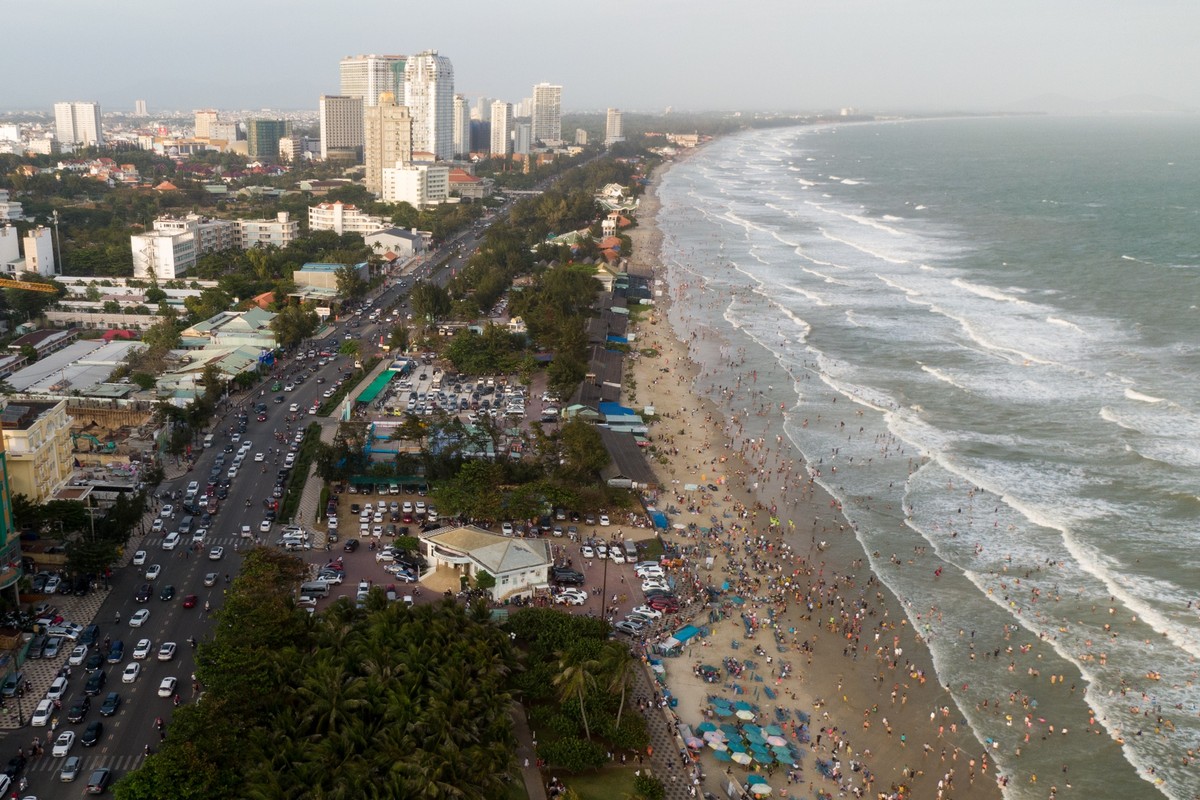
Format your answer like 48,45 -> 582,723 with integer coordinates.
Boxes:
622,147 -> 1005,800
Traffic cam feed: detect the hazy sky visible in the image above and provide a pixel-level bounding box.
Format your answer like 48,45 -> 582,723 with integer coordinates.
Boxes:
2,0 -> 1195,113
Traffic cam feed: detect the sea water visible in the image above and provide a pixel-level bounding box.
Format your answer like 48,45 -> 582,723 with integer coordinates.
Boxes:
656,116 -> 1200,799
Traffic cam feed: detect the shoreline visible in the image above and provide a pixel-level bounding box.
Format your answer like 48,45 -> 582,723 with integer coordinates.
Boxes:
625,144 -> 1003,799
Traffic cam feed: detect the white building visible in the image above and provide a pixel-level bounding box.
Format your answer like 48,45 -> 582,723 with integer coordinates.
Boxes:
194,109 -> 219,139
154,213 -> 238,254
364,227 -> 424,259
490,101 -> 512,157
605,108 -> 625,146
404,50 -> 455,160
0,125 -> 20,143
238,212 -> 298,249
319,95 -> 364,161
0,189 -> 23,222
452,94 -> 471,159
54,101 -> 104,147
381,162 -> 449,208
23,227 -> 55,277
531,83 -> 562,145
513,122 -> 532,156
0,226 -> 21,271
340,54 -> 405,107
419,525 -> 552,602
132,229 -> 196,281
308,202 -> 388,236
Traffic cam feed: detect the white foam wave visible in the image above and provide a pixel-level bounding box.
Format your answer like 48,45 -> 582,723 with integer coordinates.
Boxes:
781,284 -> 829,307
927,303 -> 1057,366
881,214 -> 903,222
1125,387 -> 1165,404
914,204 -> 927,210
920,364 -> 971,392
1099,407 -> 1140,432
950,277 -> 1033,306
799,267 -> 851,286
822,230 -> 908,265
841,178 -> 862,185
1046,316 -> 1085,334
806,201 -> 909,238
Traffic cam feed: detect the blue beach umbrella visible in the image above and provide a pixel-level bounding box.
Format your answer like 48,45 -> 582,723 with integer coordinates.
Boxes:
714,749 -> 732,762
697,721 -> 717,733
764,725 -> 785,737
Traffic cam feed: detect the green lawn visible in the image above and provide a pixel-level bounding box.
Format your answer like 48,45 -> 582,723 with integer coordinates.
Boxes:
552,766 -> 640,800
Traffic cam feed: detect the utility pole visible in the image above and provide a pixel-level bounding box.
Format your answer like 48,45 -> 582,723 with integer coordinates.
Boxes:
51,209 -> 63,276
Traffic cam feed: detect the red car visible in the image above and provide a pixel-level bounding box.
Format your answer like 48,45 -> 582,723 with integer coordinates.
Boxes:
182,594 -> 198,609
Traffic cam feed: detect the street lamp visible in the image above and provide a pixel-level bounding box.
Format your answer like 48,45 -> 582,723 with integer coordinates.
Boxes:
15,684 -> 24,727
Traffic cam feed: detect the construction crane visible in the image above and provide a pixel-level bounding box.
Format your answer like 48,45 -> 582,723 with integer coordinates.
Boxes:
0,278 -> 57,294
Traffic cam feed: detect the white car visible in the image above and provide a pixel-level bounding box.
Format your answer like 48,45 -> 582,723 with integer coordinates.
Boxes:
192,528 -> 207,544
157,676 -> 177,697
402,501 -> 413,514
259,519 -> 272,532
375,550 -> 396,563
240,524 -> 252,538
122,661 -> 141,683
610,549 -> 626,564
129,608 -> 150,627
415,501 -> 426,515
254,452 -> 265,462
284,383 -> 295,391
209,546 -> 224,560
599,514 -> 611,526
145,564 -> 161,581
162,532 -> 181,550
501,522 -> 514,536
630,605 -> 663,620
157,642 -> 177,662
160,504 -> 173,518
636,565 -> 665,579
133,638 -> 152,660
46,676 -> 68,700
31,698 -> 53,726
289,403 -> 300,412
554,589 -> 588,606
642,579 -> 671,593
133,549 -> 148,565
68,645 -> 88,666
581,544 -> 595,558
151,519 -> 164,533
52,730 -> 75,757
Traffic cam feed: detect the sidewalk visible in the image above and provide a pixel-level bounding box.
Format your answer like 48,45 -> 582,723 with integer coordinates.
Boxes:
511,701 -> 549,800
294,419 -> 339,542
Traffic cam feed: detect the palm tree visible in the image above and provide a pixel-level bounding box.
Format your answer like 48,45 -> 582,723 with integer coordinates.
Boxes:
554,649 -> 600,739
598,641 -> 638,729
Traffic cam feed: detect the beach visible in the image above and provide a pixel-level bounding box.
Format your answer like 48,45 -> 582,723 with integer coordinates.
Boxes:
623,146 -> 1005,800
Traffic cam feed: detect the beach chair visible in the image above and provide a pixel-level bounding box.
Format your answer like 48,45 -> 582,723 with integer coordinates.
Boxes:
731,639 -> 740,650
764,687 -> 776,699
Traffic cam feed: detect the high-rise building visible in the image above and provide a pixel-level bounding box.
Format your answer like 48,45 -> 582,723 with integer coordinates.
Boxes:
53,102 -> 103,147
472,96 -> 492,122
131,229 -> 197,281
452,94 -> 471,159
605,108 -> 625,146
404,50 -> 455,160
514,122 -> 532,156
194,109 -> 219,139
319,95 -> 364,162
247,119 -> 291,162
364,95 -> 413,196
381,162 -> 450,207
490,101 -> 512,158
575,128 -> 589,146
470,120 -> 491,154
340,54 -> 406,107
531,83 -> 562,145
134,99 -> 147,116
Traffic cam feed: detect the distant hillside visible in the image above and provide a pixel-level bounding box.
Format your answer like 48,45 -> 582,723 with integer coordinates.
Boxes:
1003,93 -> 1187,114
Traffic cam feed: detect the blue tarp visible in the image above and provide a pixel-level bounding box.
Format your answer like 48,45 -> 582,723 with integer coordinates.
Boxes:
651,511 -> 668,529
598,401 -> 636,416
606,335 -> 629,344
674,625 -> 701,644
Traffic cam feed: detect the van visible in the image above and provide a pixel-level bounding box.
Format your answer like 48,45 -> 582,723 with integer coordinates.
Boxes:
178,516 -> 193,535
623,541 -> 639,561
202,433 -> 215,449
300,580 -> 330,598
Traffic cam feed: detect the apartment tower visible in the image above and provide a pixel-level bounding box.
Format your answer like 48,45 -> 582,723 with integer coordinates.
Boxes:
605,108 -> 625,146
319,95 -> 364,161
340,54 -> 406,106
403,50 -> 455,159
531,83 -> 562,145
452,94 -> 471,159
53,102 -> 104,146
363,94 -> 413,196
490,101 -> 513,157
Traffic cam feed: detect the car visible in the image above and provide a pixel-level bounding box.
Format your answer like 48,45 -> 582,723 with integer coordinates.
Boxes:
134,582 -> 152,603
0,671 -> 23,698
99,691 -> 121,717
259,519 -> 272,532
133,638 -> 152,660
45,635 -> 65,658
80,720 -> 104,747
86,766 -> 112,794
157,676 -> 177,697
580,544 -> 595,558
501,522 -> 514,536
636,565 -> 665,579
343,538 -> 359,552
68,644 -> 88,666
85,651 -> 105,672
254,452 -> 265,462
284,383 -> 295,391
647,596 -> 680,613
52,730 -> 76,757
129,609 -> 150,627
160,504 -> 173,518
613,620 -> 645,636
133,549 -> 148,565
46,675 -> 68,700
204,572 -> 218,587
642,579 -> 671,593
289,403 -> 300,412
162,532 -> 181,550
159,584 -> 176,601
552,570 -> 585,586
610,549 -> 626,564
60,754 -> 82,781
554,589 -> 588,605
584,514 -> 596,526
32,698 -> 53,726
66,697 -> 90,723
83,669 -> 107,695
157,642 -> 177,662
599,514 -> 611,526
145,564 -> 161,580
106,640 -> 126,663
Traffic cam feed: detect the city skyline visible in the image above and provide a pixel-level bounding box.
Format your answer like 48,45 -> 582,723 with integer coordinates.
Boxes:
2,0 -> 1198,114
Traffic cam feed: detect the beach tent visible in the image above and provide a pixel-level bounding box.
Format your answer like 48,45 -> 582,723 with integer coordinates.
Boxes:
657,624 -> 706,656
650,510 -> 669,529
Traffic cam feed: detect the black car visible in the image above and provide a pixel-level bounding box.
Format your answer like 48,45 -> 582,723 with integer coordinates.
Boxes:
27,634 -> 47,660
224,443 -> 234,453
552,570 -> 585,586
159,585 -> 176,601
342,539 -> 359,552
4,753 -> 26,778
73,577 -> 91,596
99,691 -> 120,716
81,720 -> 104,746
135,583 -> 152,603
87,766 -> 112,794
66,697 -> 90,723
84,651 -> 105,671
216,486 -> 229,499
83,670 -> 106,696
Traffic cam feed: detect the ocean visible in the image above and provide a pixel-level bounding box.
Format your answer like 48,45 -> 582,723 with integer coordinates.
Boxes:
655,116 -> 1200,799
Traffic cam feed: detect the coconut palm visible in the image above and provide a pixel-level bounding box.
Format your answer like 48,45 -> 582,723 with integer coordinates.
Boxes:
598,640 -> 638,729
554,648 -> 601,739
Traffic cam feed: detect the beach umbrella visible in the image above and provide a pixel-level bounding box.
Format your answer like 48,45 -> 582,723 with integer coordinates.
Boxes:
713,706 -> 733,717
766,735 -> 787,747
744,729 -> 765,744
731,752 -> 752,765
764,725 -> 785,737
749,782 -> 773,795
707,740 -> 728,751
752,750 -> 773,764
746,775 -> 768,786
736,709 -> 755,721
697,721 -> 717,733
714,749 -> 732,762
734,700 -> 754,711
685,736 -> 704,749
703,730 -> 726,742
729,596 -> 746,605
726,740 -> 747,753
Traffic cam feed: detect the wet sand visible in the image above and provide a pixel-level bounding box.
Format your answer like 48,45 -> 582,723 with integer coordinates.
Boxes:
623,149 -> 1005,799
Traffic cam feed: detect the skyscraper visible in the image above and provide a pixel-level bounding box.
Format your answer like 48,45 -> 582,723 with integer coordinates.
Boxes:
404,50 -> 455,160
319,95 -> 364,162
340,54 -> 406,107
514,122 -> 532,156
605,108 -> 625,146
134,99 -> 147,116
531,83 -> 562,145
490,101 -> 512,158
247,119 -> 291,162
53,102 -> 103,146
364,94 -> 413,196
194,109 -> 219,139
452,94 -> 471,159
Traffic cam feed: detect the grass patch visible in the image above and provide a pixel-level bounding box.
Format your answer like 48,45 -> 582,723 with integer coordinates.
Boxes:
550,766 -> 640,800
279,423 -> 322,524
318,357 -> 381,416
640,536 -> 665,560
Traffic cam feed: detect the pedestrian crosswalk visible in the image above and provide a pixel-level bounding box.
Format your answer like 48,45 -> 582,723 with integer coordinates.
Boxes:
25,750 -> 146,774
